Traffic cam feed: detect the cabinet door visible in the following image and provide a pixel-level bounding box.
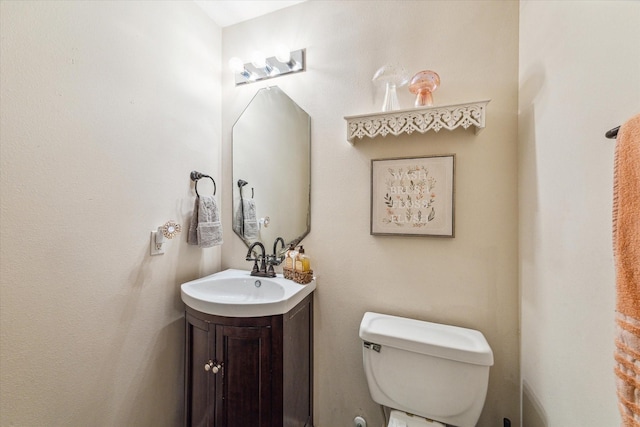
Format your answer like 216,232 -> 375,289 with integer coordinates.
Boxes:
215,324 -> 272,427
185,314 -> 215,427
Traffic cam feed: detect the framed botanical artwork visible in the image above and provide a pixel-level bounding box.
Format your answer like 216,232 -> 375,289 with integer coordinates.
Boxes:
371,154 -> 455,237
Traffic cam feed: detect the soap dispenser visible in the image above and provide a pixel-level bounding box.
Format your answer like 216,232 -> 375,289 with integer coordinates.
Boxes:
295,246 -> 311,272
284,243 -> 297,270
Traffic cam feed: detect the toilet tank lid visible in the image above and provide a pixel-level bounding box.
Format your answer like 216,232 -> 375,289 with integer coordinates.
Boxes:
359,312 -> 494,366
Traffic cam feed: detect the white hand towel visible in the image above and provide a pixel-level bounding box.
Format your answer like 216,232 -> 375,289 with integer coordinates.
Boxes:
197,195 -> 223,248
234,198 -> 258,240
188,196 -> 223,248
187,197 -> 199,245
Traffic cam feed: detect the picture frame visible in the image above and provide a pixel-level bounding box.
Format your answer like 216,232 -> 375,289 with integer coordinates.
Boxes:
371,154 -> 455,237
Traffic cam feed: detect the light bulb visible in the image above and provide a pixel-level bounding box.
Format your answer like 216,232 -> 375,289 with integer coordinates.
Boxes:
228,57 -> 245,73
251,51 -> 266,69
275,44 -> 291,63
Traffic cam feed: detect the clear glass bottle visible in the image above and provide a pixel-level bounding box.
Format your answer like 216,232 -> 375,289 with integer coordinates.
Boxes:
294,246 -> 310,272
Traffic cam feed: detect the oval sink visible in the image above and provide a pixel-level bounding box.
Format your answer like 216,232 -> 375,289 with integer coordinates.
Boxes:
181,268 -> 316,317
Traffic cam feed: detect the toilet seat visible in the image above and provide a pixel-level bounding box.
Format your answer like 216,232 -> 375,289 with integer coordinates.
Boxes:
388,410 -> 446,427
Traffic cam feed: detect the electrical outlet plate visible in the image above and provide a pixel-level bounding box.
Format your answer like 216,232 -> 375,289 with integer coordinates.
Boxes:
150,231 -> 164,256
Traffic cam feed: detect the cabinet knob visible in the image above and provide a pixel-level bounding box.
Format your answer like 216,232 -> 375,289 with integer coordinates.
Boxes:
204,360 -> 222,374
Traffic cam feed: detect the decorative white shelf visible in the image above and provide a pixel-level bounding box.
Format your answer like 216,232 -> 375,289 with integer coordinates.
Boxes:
344,99 -> 490,144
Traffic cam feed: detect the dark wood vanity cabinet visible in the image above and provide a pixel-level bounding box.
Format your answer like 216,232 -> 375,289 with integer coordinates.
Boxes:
184,294 -> 313,427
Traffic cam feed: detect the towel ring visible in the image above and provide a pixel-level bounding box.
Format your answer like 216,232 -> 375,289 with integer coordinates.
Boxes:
190,171 -> 216,197
237,179 -> 254,198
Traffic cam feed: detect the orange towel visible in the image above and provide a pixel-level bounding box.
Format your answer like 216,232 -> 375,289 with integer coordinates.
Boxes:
613,113 -> 640,427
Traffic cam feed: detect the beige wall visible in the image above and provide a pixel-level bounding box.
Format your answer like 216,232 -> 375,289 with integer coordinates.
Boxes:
4,1 -> 637,426
221,1 -> 520,426
0,1 -> 221,425
519,2 -> 640,426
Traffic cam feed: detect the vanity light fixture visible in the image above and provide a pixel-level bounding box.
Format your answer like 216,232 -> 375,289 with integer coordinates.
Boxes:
229,57 -> 256,81
229,46 -> 305,86
251,51 -> 277,77
275,44 -> 302,71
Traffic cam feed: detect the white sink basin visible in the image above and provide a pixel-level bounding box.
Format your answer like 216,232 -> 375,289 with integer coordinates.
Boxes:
180,268 -> 316,317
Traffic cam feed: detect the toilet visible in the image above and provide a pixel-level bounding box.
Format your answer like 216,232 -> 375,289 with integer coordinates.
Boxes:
359,312 -> 494,427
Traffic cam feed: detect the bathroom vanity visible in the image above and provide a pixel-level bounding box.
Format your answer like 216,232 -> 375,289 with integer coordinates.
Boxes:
183,293 -> 313,427
183,83 -> 314,424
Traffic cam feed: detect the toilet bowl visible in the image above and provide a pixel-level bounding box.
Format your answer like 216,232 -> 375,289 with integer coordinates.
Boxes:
359,312 -> 494,427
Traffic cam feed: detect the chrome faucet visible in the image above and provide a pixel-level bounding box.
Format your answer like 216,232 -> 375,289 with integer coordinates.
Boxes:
246,241 -> 270,277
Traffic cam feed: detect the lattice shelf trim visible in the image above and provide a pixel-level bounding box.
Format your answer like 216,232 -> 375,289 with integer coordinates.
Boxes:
344,100 -> 490,144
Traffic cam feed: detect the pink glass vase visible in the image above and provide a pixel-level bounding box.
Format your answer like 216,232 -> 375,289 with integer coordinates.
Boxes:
409,70 -> 440,107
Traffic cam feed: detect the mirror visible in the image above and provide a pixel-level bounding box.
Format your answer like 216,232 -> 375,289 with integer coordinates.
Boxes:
232,86 -> 311,250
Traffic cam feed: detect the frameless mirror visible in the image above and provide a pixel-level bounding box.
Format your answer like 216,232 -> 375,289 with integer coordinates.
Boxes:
232,86 -> 311,250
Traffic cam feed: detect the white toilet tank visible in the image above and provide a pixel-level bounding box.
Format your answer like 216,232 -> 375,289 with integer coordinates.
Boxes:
359,312 -> 494,427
